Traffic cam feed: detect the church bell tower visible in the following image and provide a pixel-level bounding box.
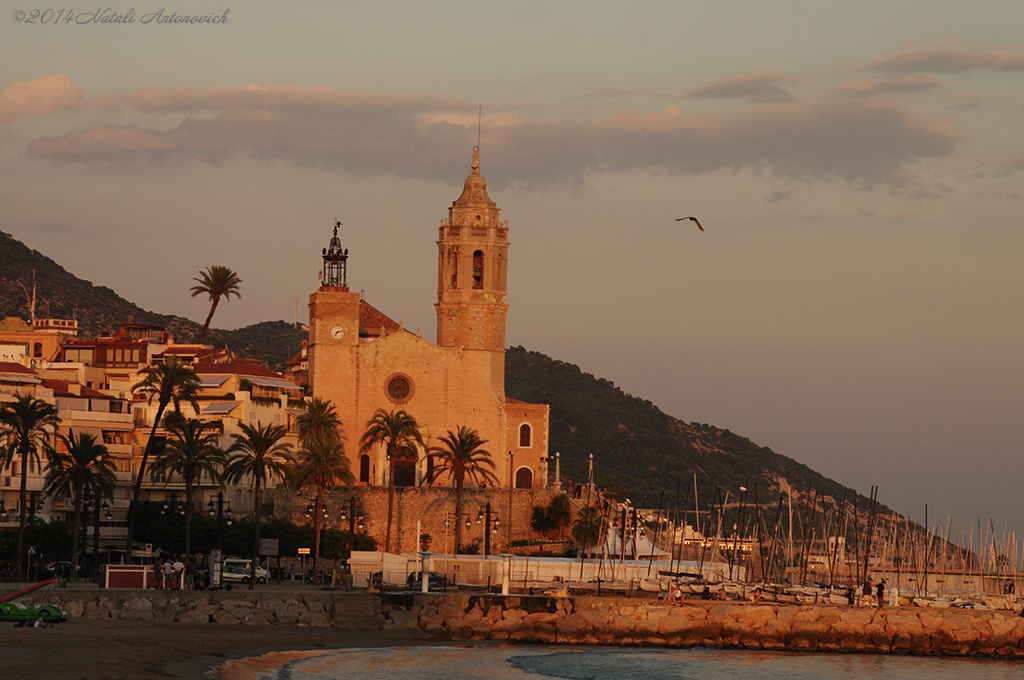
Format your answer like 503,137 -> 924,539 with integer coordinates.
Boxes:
435,148 -> 509,353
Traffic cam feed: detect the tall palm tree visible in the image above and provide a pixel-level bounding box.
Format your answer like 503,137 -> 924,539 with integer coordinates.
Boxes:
289,435 -> 354,580
125,356 -> 201,561
44,430 -> 117,582
572,505 -> 603,558
358,408 -> 424,553
149,418 -> 226,557
225,422 -> 293,590
425,426 -> 498,554
190,265 -> 242,344
0,394 -> 60,580
296,397 -> 342,444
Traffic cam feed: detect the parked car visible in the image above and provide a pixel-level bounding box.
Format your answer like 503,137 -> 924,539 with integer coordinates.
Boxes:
406,571 -> 448,590
221,559 -> 269,583
220,564 -> 268,584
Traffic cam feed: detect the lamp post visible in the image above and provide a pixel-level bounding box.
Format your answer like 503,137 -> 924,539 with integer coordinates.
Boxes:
553,452 -> 561,492
507,451 -> 515,550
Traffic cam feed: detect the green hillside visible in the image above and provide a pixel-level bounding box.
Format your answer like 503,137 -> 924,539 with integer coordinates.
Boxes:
0,231 -> 304,368
506,345 -> 890,520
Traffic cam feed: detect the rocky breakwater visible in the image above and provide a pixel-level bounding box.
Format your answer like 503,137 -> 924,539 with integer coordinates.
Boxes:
382,593 -> 1024,657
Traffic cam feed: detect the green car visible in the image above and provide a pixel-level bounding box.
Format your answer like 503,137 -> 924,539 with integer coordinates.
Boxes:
0,580 -> 67,623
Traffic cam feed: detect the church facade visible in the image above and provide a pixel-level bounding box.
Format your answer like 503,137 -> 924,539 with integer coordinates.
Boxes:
307,150 -> 550,491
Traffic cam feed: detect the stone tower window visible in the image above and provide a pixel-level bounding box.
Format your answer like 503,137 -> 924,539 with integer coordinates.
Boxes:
472,250 -> 484,289
519,423 -> 532,448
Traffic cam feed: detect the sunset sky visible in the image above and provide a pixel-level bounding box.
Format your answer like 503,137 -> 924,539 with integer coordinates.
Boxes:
2,2 -> 1021,543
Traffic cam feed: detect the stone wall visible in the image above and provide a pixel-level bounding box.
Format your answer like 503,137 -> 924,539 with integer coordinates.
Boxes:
381,593 -> 1024,657
30,589 -> 380,628
276,486 -> 553,554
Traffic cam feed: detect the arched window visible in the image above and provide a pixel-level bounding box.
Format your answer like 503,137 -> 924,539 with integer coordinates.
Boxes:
359,454 -> 370,484
519,423 -> 532,448
33,342 -> 43,358
393,446 -> 417,487
472,250 -> 484,289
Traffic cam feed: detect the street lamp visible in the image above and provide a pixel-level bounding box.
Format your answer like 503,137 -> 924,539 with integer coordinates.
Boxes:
507,451 -> 515,550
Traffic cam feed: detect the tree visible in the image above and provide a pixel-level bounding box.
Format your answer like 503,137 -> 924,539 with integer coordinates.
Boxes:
532,494 -> 572,547
289,435 -> 353,581
44,430 -> 117,582
358,409 -> 424,553
572,505 -> 603,558
190,265 -> 242,344
425,426 -> 498,554
0,395 -> 60,580
149,418 -> 226,557
125,356 -> 201,561
225,422 -> 293,590
296,397 -> 342,444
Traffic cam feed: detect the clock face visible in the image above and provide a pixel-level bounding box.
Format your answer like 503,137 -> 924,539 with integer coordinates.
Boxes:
329,324 -> 346,341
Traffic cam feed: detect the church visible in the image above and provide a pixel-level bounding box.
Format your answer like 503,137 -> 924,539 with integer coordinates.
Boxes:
307,149 -> 551,492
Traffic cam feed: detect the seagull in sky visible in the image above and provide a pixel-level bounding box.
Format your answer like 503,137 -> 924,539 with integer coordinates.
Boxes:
675,216 -> 704,232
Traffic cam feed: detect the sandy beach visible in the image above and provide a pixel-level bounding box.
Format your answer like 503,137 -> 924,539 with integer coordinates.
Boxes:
0,618 -> 434,680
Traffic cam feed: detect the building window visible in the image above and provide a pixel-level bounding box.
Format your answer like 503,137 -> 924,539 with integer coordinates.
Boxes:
385,373 -> 414,404
33,342 -> 43,358
472,250 -> 484,289
359,454 -> 370,484
519,423 -> 532,448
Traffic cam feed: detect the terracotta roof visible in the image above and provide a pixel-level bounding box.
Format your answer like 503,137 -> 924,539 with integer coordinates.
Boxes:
0,362 -> 37,376
193,357 -> 283,379
41,378 -> 114,400
359,301 -> 401,336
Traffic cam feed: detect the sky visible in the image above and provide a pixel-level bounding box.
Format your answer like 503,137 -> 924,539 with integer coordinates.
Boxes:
1,2 -> 1021,546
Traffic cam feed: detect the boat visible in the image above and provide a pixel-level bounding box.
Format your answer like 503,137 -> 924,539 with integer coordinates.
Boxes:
0,580 -> 67,623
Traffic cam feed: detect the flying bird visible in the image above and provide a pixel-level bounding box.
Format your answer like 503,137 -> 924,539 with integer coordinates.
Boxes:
675,216 -> 704,232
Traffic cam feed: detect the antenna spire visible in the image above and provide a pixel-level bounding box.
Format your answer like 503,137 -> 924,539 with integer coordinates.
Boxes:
477,104 -> 482,149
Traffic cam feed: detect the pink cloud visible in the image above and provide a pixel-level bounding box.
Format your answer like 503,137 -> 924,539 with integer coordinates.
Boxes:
26,85 -> 963,188
830,74 -> 942,98
859,48 -> 1024,74
0,74 -> 82,124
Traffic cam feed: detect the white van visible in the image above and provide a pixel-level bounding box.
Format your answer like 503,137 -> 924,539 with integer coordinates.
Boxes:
221,558 -> 269,584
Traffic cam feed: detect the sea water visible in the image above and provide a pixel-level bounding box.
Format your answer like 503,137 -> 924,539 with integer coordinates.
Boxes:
209,644 -> 1024,680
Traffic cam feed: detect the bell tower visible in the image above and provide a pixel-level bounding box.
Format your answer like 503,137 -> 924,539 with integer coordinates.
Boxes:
435,147 -> 510,355
308,220 -> 360,403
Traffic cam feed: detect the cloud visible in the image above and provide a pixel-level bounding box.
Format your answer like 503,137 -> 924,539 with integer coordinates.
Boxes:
907,188 -> 943,200
830,74 -> 942,98
859,48 -> 1024,74
26,84 -> 963,188
684,72 -> 803,103
0,74 -> 83,124
766,189 -> 796,203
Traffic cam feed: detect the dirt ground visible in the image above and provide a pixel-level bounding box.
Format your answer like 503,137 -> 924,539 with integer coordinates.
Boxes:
0,617 -> 434,680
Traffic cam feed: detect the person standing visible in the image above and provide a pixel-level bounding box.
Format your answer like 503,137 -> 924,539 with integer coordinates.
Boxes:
172,557 -> 184,590
162,558 -> 173,590
862,578 -> 873,607
153,557 -> 164,590
875,578 -> 885,608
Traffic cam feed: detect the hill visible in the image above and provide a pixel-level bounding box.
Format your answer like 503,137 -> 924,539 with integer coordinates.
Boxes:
0,231 -> 304,368
505,346 -> 892,521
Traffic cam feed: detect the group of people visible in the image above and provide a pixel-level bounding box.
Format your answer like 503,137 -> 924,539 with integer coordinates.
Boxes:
846,576 -> 889,607
153,556 -> 198,590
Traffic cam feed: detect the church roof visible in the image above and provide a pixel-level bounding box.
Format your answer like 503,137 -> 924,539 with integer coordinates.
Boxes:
359,300 -> 401,338
192,357 -> 282,379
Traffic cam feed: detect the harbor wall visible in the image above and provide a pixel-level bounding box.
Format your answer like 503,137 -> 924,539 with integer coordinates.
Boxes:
8,586 -> 1024,657
382,592 -> 1024,657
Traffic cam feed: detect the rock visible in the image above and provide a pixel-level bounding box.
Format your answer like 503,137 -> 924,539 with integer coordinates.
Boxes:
119,598 -> 154,622
212,610 -> 241,624
177,608 -> 210,624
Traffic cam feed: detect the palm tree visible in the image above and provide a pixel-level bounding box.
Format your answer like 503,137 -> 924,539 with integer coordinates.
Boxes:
0,395 -> 60,580
44,430 -> 117,582
425,426 -> 498,554
125,356 -> 201,561
149,418 -> 226,557
572,505 -> 603,558
190,265 -> 242,344
225,422 -> 293,590
358,408 -> 424,553
289,435 -> 354,580
296,397 -> 342,444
